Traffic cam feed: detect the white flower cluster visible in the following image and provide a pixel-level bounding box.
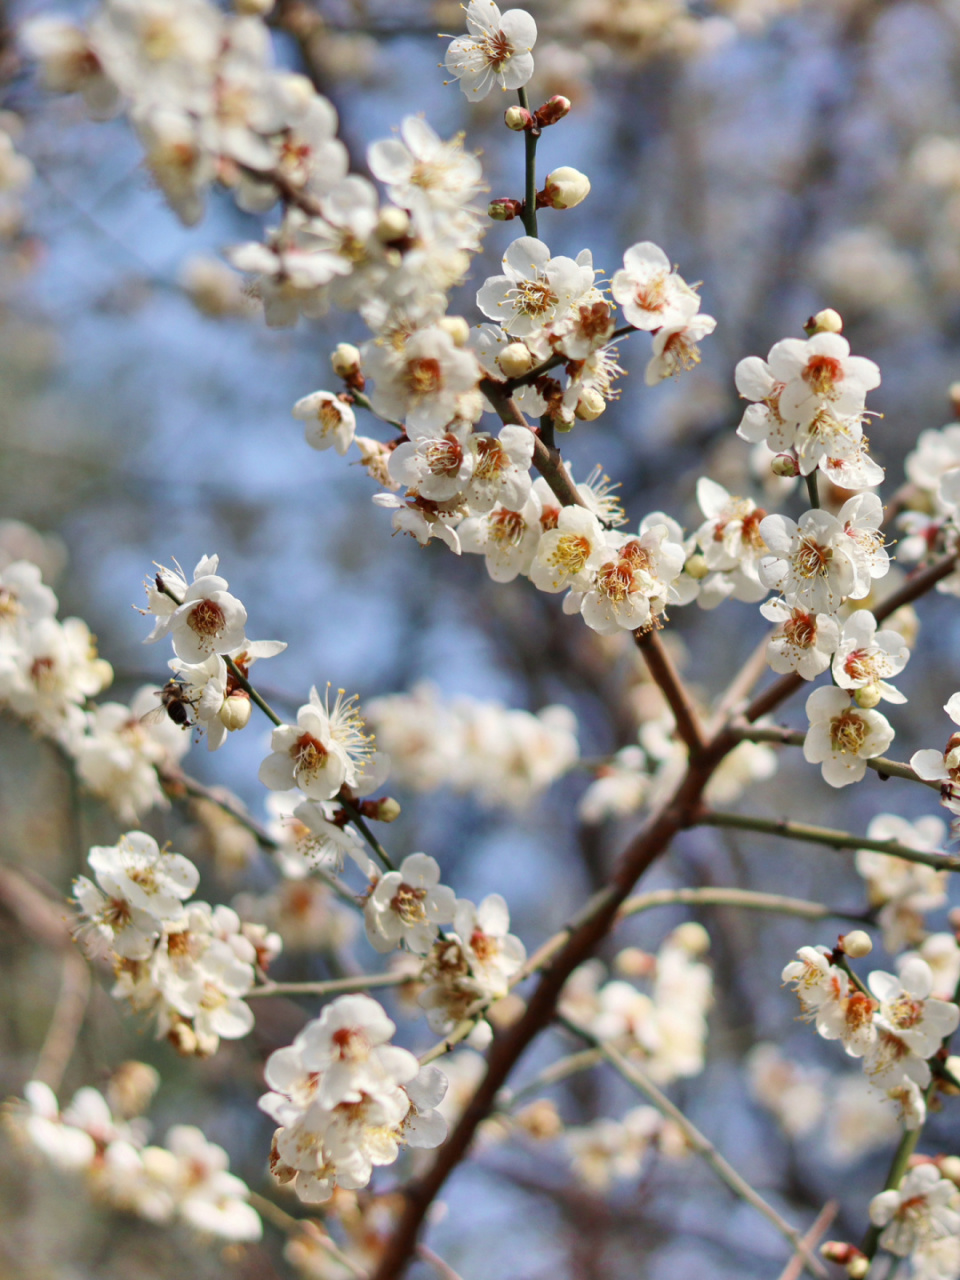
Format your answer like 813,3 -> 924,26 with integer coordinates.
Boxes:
855,815 -> 950,953
565,1105 -> 689,1190
560,925 -> 713,1085
782,946 -> 959,1129
898,422 -> 960,598
74,831 -> 280,1057
260,994 -> 447,1204
0,555 -> 194,822
911,694 -> 960,828
9,1077 -> 261,1242
365,680 -> 579,809
869,1165 -> 960,1280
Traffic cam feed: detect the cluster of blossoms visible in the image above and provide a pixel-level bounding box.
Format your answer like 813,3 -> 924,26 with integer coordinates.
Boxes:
564,1105 -> 690,1190
0,554 -> 199,823
782,939 -> 960,1130
74,830 -> 280,1057
365,681 -> 578,809
8,1071 -> 260,1242
261,994 -> 447,1203
560,925 -> 714,1085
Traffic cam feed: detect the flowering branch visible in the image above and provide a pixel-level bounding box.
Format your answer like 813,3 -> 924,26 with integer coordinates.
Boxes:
616,884 -> 869,923
634,627 -> 709,757
517,88 -> 538,238
248,972 -> 411,1000
557,1015 -> 829,1279
733,724 -> 939,790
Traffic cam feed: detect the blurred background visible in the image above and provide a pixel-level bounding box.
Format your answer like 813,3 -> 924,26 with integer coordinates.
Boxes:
3,0 -> 960,1275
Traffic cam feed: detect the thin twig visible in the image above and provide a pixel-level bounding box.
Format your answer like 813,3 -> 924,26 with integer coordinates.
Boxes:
697,809 -> 960,872
733,723 -> 939,789
417,1244 -> 465,1280
617,885 -> 867,923
775,1201 -> 839,1280
34,951 -> 91,1093
558,1018 -> 827,1279
249,971 -> 413,999
516,87 -> 538,239
635,627 -> 708,757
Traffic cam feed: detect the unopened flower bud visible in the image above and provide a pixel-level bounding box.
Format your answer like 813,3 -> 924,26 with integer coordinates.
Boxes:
821,1243 -> 866,1272
575,387 -> 606,420
804,307 -> 844,336
535,95 -> 572,127
684,553 -> 710,580
106,1061 -> 161,1118
219,692 -> 252,732
373,796 -> 402,823
671,921 -> 710,955
614,946 -> 656,978
438,315 -> 470,347
543,166 -> 591,210
488,197 -> 523,221
497,342 -> 534,377
771,452 -> 800,477
504,105 -> 533,131
854,683 -> 883,709
940,1155 -> 960,1184
514,1099 -> 564,1140
235,0 -> 275,12
840,930 -> 873,958
487,993 -> 525,1031
847,1257 -> 869,1279
376,206 -> 410,243
946,1055 -> 960,1086
950,382 -> 960,416
331,343 -> 362,380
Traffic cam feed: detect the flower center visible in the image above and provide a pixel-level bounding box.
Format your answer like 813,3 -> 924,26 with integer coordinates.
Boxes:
549,534 -> 591,575
478,28 -> 513,70
469,927 -> 496,963
405,356 -> 443,397
187,599 -> 225,638
794,537 -> 833,579
489,508 -> 526,546
830,710 -> 868,755
424,434 -> 464,476
474,437 -> 507,479
783,611 -> 816,649
292,732 -> 329,780
29,655 -> 56,689
391,883 -> 428,924
513,278 -> 558,320
331,1026 -> 369,1061
596,560 -> 635,604
803,354 -> 844,397
632,274 -> 667,313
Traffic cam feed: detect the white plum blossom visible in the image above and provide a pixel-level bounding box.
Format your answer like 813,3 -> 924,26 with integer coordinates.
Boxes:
644,303 -> 717,386
444,1 -> 537,101
734,354 -> 793,453
760,598 -> 840,678
869,1165 -> 960,1258
869,959 -> 960,1059
362,325 -> 481,436
759,509 -> 868,613
0,615 -> 113,733
856,815 -> 949,953
462,425 -> 534,513
367,116 -> 484,225
910,693 -> 960,809
573,525 -> 687,636
781,945 -> 877,1056
458,491 -> 543,582
767,332 -> 881,425
259,685 -> 373,801
364,853 -> 456,955
610,242 -> 700,331
144,554 -> 247,663
832,610 -> 909,703
455,893 -> 526,998
803,686 -> 895,787
293,391 -> 357,455
85,832 -> 199,930
529,505 -> 606,593
165,1126 -> 262,1242
388,421 -> 475,501
476,237 -> 594,338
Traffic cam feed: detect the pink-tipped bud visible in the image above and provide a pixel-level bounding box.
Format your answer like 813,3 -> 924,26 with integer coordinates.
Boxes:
821,1242 -> 867,1274
542,166 -> 591,210
373,797 -> 401,823
504,105 -> 533,131
536,95 -> 572,127
488,197 -> 523,222
771,452 -> 800,477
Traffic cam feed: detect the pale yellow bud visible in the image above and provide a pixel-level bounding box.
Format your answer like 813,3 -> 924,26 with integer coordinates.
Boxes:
950,382 -> 960,416
613,947 -> 656,978
544,166 -> 591,210
376,206 -> 410,242
456,388 -> 485,423
487,993 -> 526,1031
504,105 -> 531,131
438,315 -> 470,347
940,1155 -> 960,1184
275,72 -> 313,109
219,693 -> 252,732
670,922 -> 710,955
805,308 -> 843,336
235,0 -> 275,13
575,388 -> 606,420
770,452 -> 800,477
107,1061 -> 161,1118
847,1258 -> 869,1279
854,683 -> 883,709
684,553 -> 710,580
840,930 -> 873,958
515,1099 -> 564,1140
331,343 -> 362,379
497,342 -> 534,377
373,797 -> 402,823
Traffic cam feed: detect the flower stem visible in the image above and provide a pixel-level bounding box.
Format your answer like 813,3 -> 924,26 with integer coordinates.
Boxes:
517,87 -> 538,238
805,471 -> 820,509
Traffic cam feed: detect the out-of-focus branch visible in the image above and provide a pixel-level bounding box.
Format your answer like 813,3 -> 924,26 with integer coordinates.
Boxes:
478,377 -> 585,511
776,1201 -> 839,1280
249,971 -> 411,999
33,951 -> 91,1093
617,884 -> 867,923
697,809 -> 960,872
558,1017 -> 827,1279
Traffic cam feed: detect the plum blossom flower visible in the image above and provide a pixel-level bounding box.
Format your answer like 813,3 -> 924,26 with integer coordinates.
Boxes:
444,1 -> 537,101
458,491 -> 543,582
868,959 -> 959,1059
362,325 -> 481,437
758,509 -> 867,613
143,554 -> 247,663
767,332 -> 881,425
85,832 -> 200,931
572,525 -> 686,636
734,354 -> 793,453
367,116 -> 484,223
388,421 -> 475,501
454,893 -> 526,998
529,505 -> 606,593
803,686 -> 895,787
869,1165 -> 960,1257
644,302 -> 717,385
910,693 -> 960,811
781,945 -> 877,1056
476,237 -> 594,338
610,242 -> 700,331
259,685 -> 373,800
759,598 -> 839,678
364,853 -> 456,955
831,610 -> 909,703
293,391 -> 356,456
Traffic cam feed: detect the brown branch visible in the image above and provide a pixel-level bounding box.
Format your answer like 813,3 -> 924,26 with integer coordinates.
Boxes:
775,1201 -> 839,1280
479,377 -> 585,512
744,550 -> 959,724
634,627 -> 708,757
